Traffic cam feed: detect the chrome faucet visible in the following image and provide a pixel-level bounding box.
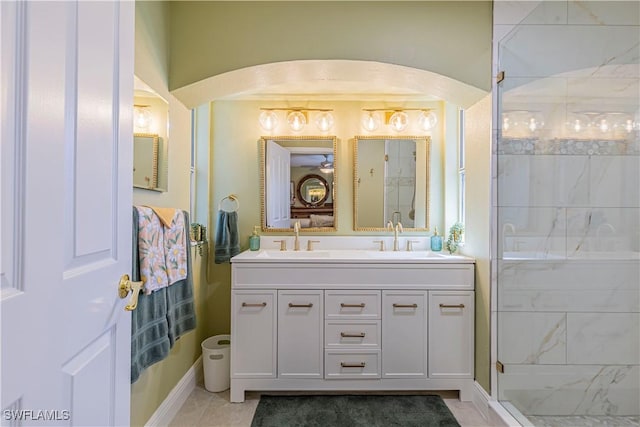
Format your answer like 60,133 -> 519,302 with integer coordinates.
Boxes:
293,221 -> 301,251
387,220 -> 403,251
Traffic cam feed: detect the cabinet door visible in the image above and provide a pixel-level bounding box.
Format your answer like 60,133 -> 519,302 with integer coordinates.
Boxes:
428,291 -> 474,378
382,291 -> 428,378
231,290 -> 277,378
278,290 -> 324,378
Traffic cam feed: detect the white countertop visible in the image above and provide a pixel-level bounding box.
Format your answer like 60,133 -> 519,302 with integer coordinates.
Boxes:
231,248 -> 475,264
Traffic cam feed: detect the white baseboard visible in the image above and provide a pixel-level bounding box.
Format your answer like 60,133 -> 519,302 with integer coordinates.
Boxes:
471,381 -> 522,427
472,381 -> 491,421
145,356 -> 203,427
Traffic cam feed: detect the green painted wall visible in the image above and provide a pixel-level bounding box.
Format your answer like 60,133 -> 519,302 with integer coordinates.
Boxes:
131,2 -> 214,425
460,94 -> 492,393
168,1 -> 493,92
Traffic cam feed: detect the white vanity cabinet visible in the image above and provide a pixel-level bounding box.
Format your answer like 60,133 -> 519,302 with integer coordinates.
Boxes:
230,254 -> 475,403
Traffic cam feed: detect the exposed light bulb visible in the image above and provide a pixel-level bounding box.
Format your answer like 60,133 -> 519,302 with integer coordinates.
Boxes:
258,110 -> 279,131
389,111 -> 408,132
502,116 -> 510,131
597,118 -> 609,133
287,111 -> 306,132
528,117 -> 539,132
362,111 -> 381,132
134,107 -> 152,132
315,111 -> 334,132
418,110 -> 438,131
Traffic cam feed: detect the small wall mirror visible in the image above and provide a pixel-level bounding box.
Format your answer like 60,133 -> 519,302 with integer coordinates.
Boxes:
133,133 -> 160,189
260,136 -> 337,232
134,76 -> 168,192
354,135 -> 430,231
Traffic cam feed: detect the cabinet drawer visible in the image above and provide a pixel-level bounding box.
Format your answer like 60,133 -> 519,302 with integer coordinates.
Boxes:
325,291 -> 381,319
324,350 -> 380,379
324,320 -> 380,348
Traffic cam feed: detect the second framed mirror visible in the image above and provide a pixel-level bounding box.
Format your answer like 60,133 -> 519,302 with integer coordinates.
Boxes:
353,135 -> 430,231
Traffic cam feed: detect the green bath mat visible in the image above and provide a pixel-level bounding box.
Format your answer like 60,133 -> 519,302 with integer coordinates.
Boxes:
250,394 -> 461,427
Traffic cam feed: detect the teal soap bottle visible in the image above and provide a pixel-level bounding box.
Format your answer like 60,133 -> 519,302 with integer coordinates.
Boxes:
430,227 -> 443,252
249,226 -> 260,251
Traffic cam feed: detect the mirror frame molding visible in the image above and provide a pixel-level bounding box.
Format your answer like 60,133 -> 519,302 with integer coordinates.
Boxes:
260,135 -> 338,233
352,135 -> 431,232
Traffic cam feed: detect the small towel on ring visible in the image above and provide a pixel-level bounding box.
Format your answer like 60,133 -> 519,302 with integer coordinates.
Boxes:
214,210 -> 240,263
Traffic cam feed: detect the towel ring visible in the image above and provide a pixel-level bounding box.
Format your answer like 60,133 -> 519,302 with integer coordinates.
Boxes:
219,194 -> 240,212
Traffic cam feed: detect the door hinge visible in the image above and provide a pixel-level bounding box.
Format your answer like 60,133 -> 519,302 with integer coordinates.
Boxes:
496,360 -> 505,373
496,71 -> 505,84
384,154 -> 389,161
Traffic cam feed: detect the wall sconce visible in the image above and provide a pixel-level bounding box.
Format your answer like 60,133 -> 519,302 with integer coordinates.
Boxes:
361,108 -> 438,133
134,104 -> 152,132
259,108 -> 334,132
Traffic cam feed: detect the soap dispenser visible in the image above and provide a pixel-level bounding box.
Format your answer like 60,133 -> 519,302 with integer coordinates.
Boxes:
249,226 -> 260,251
430,227 -> 443,252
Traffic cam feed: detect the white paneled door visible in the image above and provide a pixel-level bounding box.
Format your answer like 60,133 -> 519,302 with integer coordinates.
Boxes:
1,2 -> 134,426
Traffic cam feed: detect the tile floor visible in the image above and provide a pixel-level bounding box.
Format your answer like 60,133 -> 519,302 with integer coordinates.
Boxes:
168,385 -> 494,427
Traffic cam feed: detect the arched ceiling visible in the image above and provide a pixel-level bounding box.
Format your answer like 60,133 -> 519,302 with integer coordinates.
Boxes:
170,60 -> 489,109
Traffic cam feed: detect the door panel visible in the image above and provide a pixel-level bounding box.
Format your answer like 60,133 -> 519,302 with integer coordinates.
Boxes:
1,2 -> 134,425
265,140 -> 291,228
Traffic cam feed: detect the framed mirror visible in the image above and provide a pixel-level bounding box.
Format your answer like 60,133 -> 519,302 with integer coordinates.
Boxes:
353,135 -> 430,231
260,136 -> 337,232
134,76 -> 168,192
133,133 -> 159,189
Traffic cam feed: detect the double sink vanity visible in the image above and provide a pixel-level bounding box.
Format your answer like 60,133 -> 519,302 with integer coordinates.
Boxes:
229,237 -> 475,403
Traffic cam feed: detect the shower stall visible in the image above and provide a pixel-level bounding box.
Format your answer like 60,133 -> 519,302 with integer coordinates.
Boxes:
494,2 -> 639,426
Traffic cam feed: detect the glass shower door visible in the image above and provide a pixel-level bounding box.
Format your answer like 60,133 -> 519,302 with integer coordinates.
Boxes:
495,2 -> 640,425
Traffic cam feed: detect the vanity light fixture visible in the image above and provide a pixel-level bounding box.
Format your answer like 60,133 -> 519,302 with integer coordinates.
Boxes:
388,111 -> 409,132
361,108 -> 437,132
287,111 -> 307,132
134,104 -> 152,132
362,111 -> 382,132
259,108 -> 334,132
258,110 -> 279,131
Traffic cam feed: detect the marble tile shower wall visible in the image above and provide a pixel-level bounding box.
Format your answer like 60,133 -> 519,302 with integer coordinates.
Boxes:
384,139 -> 416,228
493,1 -> 639,418
497,137 -> 639,416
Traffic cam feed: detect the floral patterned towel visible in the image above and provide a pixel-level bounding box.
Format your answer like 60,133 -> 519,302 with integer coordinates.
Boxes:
163,209 -> 187,286
135,207 -> 188,295
136,206 -> 169,295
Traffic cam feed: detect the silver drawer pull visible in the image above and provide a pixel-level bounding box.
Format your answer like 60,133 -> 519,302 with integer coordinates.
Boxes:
439,303 -> 465,309
242,302 -> 267,307
289,303 -> 313,308
340,362 -> 366,368
340,303 -> 365,308
340,332 -> 365,338
393,303 -> 418,308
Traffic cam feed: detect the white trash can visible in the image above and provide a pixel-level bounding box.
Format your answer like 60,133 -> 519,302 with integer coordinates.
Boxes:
201,334 -> 230,392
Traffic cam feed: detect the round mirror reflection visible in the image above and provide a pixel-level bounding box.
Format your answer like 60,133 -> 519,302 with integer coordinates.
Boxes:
297,174 -> 329,207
